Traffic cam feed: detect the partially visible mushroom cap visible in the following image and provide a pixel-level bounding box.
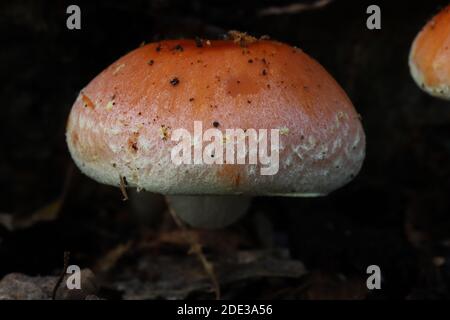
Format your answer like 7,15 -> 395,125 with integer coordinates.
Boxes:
409,5 -> 450,100
66,38 -> 365,196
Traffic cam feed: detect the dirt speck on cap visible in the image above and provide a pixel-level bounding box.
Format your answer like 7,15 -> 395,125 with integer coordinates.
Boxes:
159,125 -> 171,140
227,30 -> 257,47
81,93 -> 95,109
172,44 -> 184,52
170,77 -> 180,86
195,37 -> 203,48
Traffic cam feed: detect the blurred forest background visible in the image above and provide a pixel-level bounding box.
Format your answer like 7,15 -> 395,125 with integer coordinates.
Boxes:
1,0 -> 450,299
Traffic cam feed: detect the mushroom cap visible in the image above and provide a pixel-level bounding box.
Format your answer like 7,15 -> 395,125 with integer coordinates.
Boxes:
66,39 -> 365,196
409,5 -> 450,100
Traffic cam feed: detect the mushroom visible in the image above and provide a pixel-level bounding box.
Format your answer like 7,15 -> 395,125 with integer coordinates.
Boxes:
66,36 -> 365,228
409,5 -> 450,100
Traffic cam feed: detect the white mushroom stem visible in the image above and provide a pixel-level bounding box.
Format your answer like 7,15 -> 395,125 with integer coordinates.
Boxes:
165,195 -> 252,229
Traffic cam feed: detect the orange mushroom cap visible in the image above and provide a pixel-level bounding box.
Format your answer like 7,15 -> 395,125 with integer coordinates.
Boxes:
409,5 -> 450,100
66,38 -> 365,196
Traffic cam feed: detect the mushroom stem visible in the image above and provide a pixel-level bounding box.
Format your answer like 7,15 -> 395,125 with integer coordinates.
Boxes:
166,195 -> 252,229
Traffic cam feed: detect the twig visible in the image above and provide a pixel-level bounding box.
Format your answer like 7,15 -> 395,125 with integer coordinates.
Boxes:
52,251 -> 70,300
93,241 -> 133,273
258,0 -> 333,16
165,198 -> 221,299
119,175 -> 129,201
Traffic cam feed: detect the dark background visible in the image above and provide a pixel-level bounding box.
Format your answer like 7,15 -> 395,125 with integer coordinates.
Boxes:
1,0 -> 450,299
